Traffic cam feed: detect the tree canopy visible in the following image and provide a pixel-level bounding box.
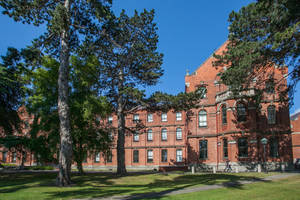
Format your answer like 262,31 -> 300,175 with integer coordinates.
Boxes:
214,0 -> 300,100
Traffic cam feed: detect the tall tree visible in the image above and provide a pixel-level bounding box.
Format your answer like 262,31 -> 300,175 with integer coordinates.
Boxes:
27,56 -> 112,174
0,0 -> 112,185
0,48 -> 25,135
213,0 -> 299,100
86,10 -> 164,175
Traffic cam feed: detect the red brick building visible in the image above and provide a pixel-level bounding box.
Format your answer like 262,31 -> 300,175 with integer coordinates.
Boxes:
0,42 -> 295,171
291,112 -> 300,161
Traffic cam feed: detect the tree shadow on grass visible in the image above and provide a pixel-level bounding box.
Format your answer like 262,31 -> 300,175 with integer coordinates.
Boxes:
43,173 -> 270,200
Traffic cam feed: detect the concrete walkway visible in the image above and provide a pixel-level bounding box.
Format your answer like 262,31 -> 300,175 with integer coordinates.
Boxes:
77,173 -> 299,200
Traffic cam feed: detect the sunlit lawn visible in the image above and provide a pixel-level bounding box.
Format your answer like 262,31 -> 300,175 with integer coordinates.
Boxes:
157,174 -> 300,200
0,171 -> 282,200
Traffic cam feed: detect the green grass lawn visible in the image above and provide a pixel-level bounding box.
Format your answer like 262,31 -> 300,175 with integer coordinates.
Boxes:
156,174 -> 300,200
0,171 -> 291,200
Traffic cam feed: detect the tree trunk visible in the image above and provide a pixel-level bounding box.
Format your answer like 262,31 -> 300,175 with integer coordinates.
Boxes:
57,0 -> 73,187
117,68 -> 127,176
76,160 -> 84,175
20,150 -> 26,170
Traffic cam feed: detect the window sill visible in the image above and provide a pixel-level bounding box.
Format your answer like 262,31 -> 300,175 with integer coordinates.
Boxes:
199,126 -> 208,128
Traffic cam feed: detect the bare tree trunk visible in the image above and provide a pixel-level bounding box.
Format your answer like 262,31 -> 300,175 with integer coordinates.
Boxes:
117,68 -> 127,176
56,0 -> 73,187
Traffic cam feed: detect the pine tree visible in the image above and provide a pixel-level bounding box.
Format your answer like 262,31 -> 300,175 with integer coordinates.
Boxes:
0,0 -> 112,186
85,9 -> 164,175
213,0 -> 299,100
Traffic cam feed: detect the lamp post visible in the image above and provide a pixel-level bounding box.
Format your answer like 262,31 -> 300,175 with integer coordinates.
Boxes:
261,138 -> 268,173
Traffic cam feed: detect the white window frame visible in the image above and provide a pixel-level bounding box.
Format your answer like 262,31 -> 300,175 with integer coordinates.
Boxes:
161,113 -> 167,122
147,150 -> 153,163
147,113 -> 153,122
147,129 -> 153,141
133,133 -> 139,142
199,110 -> 207,127
176,128 -> 182,140
176,112 -> 182,121
161,128 -> 167,141
176,149 -> 183,162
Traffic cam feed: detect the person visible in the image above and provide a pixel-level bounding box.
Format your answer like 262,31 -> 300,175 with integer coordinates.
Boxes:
224,159 -> 232,172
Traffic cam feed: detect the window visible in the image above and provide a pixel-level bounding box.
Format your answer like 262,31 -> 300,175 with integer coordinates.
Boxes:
147,129 -> 153,141
176,112 -> 182,121
133,114 -> 139,123
269,137 -> 279,158
12,152 -> 17,163
223,138 -> 228,159
222,105 -> 227,124
237,103 -> 247,122
133,150 -> 139,163
147,113 -> 153,122
176,128 -> 182,140
161,128 -> 167,141
95,152 -> 100,163
147,150 -> 153,163
161,113 -> 167,122
133,133 -> 139,142
2,152 -> 7,162
199,110 -> 207,127
238,138 -> 248,157
197,86 -> 207,98
161,149 -> 168,162
108,116 -> 113,124
176,149 -> 183,162
267,105 -> 276,124
266,80 -> 275,93
106,151 -> 112,163
199,140 -> 208,159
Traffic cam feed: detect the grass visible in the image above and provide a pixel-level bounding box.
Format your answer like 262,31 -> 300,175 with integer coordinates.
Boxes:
156,174 -> 300,200
0,171 -> 289,200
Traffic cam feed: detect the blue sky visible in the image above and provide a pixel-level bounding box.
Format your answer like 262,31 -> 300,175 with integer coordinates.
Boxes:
0,0 -> 299,115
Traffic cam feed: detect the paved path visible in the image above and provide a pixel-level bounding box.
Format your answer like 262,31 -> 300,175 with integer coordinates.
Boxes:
76,173 -> 299,200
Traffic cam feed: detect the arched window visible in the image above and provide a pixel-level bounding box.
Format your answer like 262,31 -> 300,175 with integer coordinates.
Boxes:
267,105 -> 276,124
221,105 -> 227,124
161,128 -> 167,141
199,110 -> 207,127
237,103 -> 246,122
